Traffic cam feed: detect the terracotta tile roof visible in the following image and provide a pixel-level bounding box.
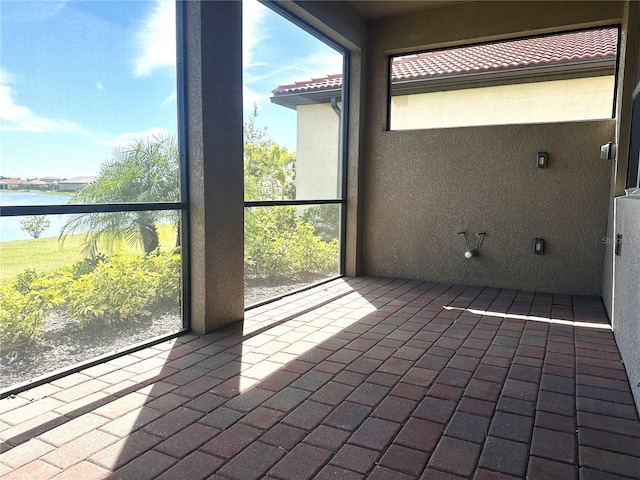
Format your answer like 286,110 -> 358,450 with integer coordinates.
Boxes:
0,178 -> 26,185
272,27 -> 617,95
273,73 -> 343,95
59,176 -> 97,184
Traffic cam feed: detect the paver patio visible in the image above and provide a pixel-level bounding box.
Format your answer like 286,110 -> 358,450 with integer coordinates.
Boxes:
1,277 -> 639,479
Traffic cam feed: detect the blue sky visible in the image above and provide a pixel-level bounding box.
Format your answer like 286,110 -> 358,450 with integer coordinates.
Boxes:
0,0 -> 343,179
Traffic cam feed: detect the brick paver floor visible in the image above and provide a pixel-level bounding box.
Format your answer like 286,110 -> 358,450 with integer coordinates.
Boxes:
1,277 -> 639,479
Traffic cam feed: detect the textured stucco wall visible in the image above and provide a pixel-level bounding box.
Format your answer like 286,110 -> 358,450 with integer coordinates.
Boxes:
285,1 -> 367,51
368,1 -> 623,55
185,1 -> 244,332
603,1 -> 640,316
362,1 -> 622,294
613,196 -> 640,412
295,76 -> 614,201
390,76 -> 616,130
296,103 -> 341,199
363,120 -> 614,294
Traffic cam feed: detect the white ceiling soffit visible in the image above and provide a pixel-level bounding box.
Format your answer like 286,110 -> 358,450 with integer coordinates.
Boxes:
348,1 -> 466,20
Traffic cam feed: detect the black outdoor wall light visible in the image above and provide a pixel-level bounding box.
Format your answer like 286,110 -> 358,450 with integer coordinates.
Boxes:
534,238 -> 545,255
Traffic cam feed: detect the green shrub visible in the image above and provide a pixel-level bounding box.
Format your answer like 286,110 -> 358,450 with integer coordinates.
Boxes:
71,253 -> 108,278
20,215 -> 51,239
288,222 -> 339,273
0,285 -> 41,348
144,250 -> 181,308
0,251 -> 180,350
301,204 -> 340,242
67,255 -> 155,326
245,206 -> 339,279
33,269 -> 75,304
14,269 -> 40,294
0,270 -> 72,349
66,251 -> 181,326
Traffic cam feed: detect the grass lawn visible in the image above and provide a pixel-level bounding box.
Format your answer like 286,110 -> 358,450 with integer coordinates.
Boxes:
0,225 -> 178,285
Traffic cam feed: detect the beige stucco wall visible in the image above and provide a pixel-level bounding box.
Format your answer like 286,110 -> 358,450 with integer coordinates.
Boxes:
603,1 -> 640,318
613,196 -> 640,412
390,76 -> 615,130
608,2 -> 640,413
362,120 -> 613,294
296,76 -> 615,201
362,1 -> 622,294
296,103 -> 341,199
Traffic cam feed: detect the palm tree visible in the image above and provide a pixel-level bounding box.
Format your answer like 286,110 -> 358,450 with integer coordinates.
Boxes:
60,135 -> 179,257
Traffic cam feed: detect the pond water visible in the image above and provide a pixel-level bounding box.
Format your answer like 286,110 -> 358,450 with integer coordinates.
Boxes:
0,191 -> 72,242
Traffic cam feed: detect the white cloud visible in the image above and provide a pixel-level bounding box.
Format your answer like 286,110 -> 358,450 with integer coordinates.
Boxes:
134,0 -> 176,77
241,1 -> 342,110
97,81 -> 104,91
242,0 -> 270,110
3,0 -> 66,23
243,85 -> 269,110
0,69 -> 83,133
245,48 -> 343,93
292,50 -> 344,83
161,90 -> 177,106
97,127 -> 171,148
241,48 -> 342,114
243,0 -> 267,73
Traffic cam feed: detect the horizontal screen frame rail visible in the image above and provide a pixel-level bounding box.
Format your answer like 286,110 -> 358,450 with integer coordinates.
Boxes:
1,202 -> 186,217
244,199 -> 343,208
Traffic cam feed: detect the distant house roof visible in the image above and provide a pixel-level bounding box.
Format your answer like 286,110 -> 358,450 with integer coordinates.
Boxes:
271,27 -> 618,108
59,176 -> 97,184
0,179 -> 25,185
